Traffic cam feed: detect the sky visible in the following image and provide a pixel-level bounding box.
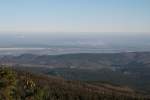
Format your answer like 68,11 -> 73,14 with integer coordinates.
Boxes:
0,0 -> 150,33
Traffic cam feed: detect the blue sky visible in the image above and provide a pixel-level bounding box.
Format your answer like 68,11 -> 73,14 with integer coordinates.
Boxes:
0,0 -> 150,33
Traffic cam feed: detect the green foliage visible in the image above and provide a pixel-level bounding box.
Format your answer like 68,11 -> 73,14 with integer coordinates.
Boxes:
0,67 -> 149,100
0,67 -> 17,100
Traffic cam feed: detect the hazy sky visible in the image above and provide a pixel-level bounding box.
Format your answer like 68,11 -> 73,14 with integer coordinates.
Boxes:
0,0 -> 150,33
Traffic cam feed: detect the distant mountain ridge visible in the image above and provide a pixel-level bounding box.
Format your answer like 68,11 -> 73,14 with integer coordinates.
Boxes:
1,52 -> 150,68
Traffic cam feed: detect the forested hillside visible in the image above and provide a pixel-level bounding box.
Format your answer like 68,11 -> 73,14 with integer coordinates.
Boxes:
0,67 -> 149,100
2,52 -> 150,93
